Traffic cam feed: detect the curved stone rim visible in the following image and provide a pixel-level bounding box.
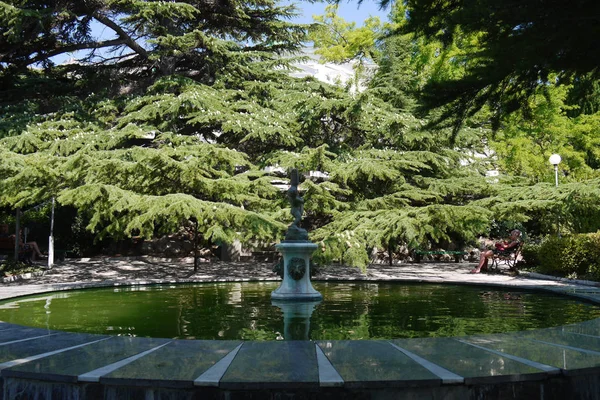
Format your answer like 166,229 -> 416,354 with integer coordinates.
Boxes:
0,275 -> 600,397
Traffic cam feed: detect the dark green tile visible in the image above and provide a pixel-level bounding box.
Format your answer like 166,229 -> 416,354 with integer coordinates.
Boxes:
0,327 -> 53,343
0,332 -> 104,365
0,323 -> 25,331
221,341 -> 318,389
4,336 -> 168,382
463,332 -> 600,373
563,318 -> 600,336
101,340 -> 241,388
317,340 -> 440,388
521,327 -> 600,353
392,337 -> 546,383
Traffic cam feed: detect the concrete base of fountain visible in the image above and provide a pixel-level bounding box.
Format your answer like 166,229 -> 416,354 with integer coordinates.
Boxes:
271,241 -> 322,301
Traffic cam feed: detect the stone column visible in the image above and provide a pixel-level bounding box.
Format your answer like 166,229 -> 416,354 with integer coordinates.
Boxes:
271,241 -> 322,301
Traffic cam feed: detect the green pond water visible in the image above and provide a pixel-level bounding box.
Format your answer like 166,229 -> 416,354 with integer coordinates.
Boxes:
0,282 -> 598,341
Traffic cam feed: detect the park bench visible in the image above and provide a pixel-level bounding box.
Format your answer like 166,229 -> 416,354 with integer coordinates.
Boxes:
414,249 -> 467,263
0,237 -> 33,264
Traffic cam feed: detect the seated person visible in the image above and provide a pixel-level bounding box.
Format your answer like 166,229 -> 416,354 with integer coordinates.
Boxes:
0,224 -> 44,260
470,229 -> 522,274
19,229 -> 45,260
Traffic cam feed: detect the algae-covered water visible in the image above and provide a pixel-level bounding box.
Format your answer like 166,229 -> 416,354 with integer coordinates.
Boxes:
0,282 -> 598,340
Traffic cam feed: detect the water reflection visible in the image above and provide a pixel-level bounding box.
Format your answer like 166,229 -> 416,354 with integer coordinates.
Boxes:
0,292 -> 71,310
272,300 -> 321,340
0,282 -> 598,340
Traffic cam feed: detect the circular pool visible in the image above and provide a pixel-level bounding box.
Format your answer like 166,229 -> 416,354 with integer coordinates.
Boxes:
1,281 -> 598,340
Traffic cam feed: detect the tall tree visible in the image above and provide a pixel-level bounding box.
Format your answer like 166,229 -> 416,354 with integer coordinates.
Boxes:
0,0 -> 306,101
393,0 -> 600,131
3,0 -> 600,269
310,2 -> 492,145
0,0 -> 308,244
491,83 -> 600,183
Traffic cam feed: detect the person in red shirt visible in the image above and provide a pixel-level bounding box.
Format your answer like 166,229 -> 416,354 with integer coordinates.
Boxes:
470,229 -> 521,274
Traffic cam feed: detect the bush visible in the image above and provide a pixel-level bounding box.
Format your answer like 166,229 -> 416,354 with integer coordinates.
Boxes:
520,242 -> 541,267
533,232 -> 600,279
0,260 -> 42,277
584,233 -> 600,279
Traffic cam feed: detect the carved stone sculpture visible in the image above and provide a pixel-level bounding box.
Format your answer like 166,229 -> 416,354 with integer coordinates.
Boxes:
287,257 -> 306,280
272,168 -> 322,301
285,168 -> 308,241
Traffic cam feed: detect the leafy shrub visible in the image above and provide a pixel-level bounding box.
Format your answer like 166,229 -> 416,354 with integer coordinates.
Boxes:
535,236 -> 567,275
533,232 -> 600,279
583,233 -> 600,279
0,260 -> 42,277
520,242 -> 541,266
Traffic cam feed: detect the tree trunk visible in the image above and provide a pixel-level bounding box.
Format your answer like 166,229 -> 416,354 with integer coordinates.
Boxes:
14,208 -> 20,261
193,219 -> 199,273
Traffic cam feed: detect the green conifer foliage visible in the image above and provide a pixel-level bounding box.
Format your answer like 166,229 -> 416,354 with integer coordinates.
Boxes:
3,0 -> 599,268
0,0 -> 308,247
0,59 -> 497,265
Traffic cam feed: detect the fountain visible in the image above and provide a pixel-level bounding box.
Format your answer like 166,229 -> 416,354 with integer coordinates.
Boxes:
271,169 -> 322,301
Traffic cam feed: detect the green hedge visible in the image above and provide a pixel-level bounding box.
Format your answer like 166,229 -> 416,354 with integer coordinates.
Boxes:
525,232 -> 600,279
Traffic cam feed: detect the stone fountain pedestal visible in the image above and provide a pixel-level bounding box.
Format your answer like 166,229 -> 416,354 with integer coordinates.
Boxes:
271,241 -> 322,301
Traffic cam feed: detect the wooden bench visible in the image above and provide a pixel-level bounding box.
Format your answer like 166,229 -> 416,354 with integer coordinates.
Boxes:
414,250 -> 467,263
491,242 -> 523,270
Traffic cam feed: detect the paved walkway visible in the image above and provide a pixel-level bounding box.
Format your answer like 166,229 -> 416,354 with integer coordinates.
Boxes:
2,257 -> 600,304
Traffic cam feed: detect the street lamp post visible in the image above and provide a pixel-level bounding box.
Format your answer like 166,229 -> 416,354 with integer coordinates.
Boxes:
549,154 -> 561,237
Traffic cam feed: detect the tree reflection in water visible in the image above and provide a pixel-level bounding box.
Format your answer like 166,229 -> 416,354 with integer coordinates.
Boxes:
0,282 -> 598,340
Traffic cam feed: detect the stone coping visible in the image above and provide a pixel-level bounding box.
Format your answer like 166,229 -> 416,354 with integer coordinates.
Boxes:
1,261 -> 600,398
525,271 -> 600,288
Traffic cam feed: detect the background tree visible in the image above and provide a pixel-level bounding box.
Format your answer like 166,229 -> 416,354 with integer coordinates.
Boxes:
392,0 -> 600,132
308,4 -> 383,91
491,83 -> 600,182
0,0 -> 308,250
3,0 -> 600,269
0,0 -> 501,267
308,2 -> 600,257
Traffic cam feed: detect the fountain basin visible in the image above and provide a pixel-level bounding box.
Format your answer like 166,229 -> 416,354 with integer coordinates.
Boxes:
0,282 -> 598,340
0,272 -> 600,399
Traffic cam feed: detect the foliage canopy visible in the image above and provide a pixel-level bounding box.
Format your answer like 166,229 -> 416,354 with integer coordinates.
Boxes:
393,0 -> 600,130
2,0 -> 600,269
